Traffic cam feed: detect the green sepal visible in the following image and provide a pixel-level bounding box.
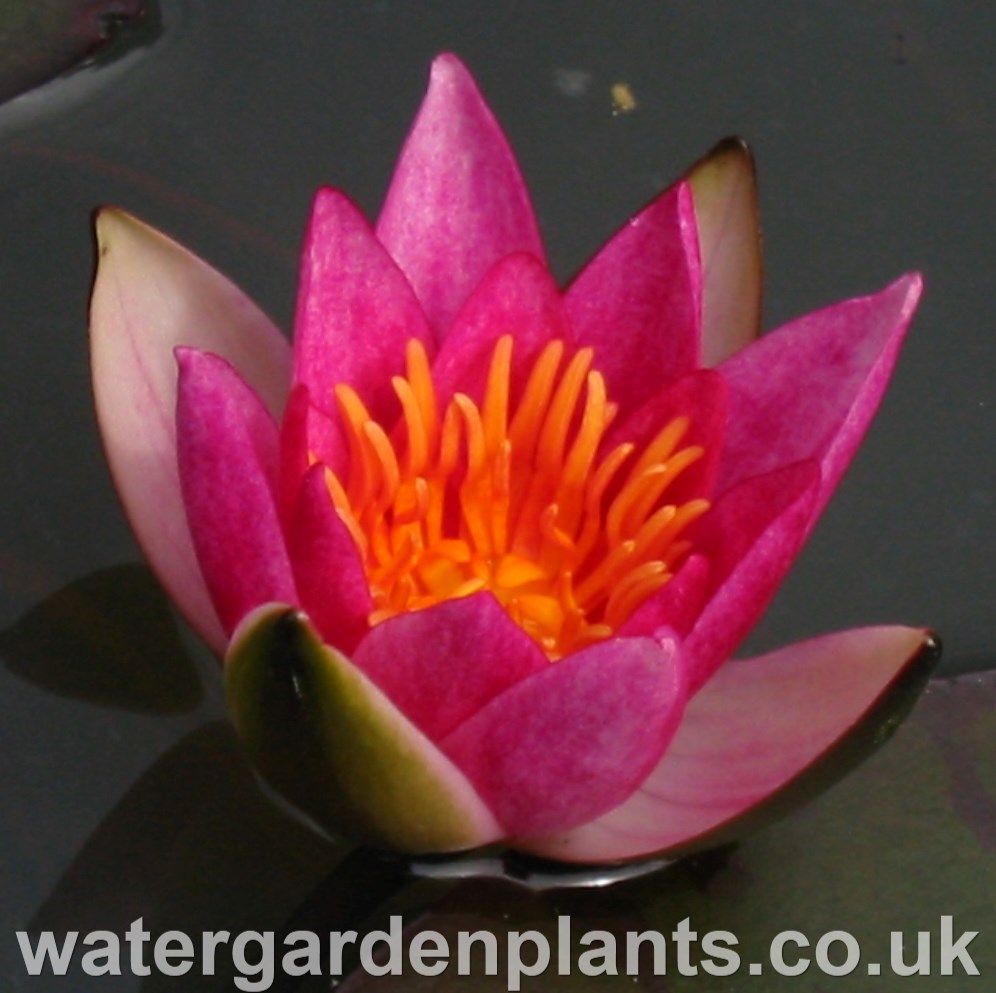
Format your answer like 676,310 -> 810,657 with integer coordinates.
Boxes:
225,604 -> 500,854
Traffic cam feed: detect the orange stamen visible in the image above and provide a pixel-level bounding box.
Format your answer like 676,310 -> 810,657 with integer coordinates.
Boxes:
324,335 -> 711,659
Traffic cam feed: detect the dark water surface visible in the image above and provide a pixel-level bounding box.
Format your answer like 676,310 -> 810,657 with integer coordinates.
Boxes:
1,2 -> 993,989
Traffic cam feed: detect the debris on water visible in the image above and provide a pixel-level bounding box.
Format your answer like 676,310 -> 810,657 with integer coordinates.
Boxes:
611,81 -> 637,115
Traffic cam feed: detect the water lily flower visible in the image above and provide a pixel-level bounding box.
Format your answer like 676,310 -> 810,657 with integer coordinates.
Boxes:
90,54 -> 937,863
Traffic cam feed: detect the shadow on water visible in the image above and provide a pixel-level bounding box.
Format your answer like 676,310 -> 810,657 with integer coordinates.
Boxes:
25,722 -> 376,992
0,563 -> 202,714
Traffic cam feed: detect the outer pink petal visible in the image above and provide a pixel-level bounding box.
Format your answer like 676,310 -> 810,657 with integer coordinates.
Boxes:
717,274 -> 923,514
520,626 -> 936,863
90,209 -> 290,650
353,592 -> 548,743
429,252 -> 572,407
376,54 -> 545,335
293,188 -> 433,423
684,461 -> 821,692
686,138 -> 763,366
288,464 -> 372,655
565,182 -> 702,418
439,635 -> 686,837
176,349 -> 296,637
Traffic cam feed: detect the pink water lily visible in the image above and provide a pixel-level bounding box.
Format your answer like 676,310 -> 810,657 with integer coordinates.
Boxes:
90,54 -> 937,862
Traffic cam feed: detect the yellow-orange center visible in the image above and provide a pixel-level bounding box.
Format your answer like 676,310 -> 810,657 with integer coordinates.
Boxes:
326,336 -> 710,659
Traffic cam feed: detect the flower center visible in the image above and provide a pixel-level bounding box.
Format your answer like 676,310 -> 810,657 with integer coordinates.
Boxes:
326,336 -> 709,659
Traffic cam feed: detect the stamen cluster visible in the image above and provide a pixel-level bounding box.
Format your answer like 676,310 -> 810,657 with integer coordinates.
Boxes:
328,336 -> 709,658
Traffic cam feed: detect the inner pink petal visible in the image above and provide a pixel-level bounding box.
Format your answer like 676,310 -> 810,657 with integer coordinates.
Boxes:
605,368 -> 728,506
288,464 -> 373,655
352,593 -> 548,743
565,181 -> 702,419
683,460 -> 821,692
429,252 -> 572,408
376,54 -> 545,336
277,383 -> 347,527
293,188 -> 433,425
439,635 -> 686,837
617,554 -> 712,640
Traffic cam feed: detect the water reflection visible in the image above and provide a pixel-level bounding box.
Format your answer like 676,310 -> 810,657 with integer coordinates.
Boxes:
407,850 -> 676,892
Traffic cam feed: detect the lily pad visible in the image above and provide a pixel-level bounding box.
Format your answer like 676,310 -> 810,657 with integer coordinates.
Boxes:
0,0 -> 156,105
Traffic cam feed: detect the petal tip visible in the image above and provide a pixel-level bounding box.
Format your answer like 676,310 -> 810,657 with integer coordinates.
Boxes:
706,135 -> 754,165
674,178 -> 694,209
303,187 -> 374,248
429,52 -> 474,89
875,271 -> 923,312
93,205 -> 120,254
172,343 -> 197,370
897,270 -> 925,313
93,206 -> 165,261
225,600 -> 305,663
912,626 -> 943,670
310,184 -> 358,217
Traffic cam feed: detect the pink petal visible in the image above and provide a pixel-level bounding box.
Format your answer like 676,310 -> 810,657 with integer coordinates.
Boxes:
565,182 -> 701,417
439,635 -> 686,837
353,593 -> 547,743
287,464 -> 373,655
520,626 -> 937,863
605,368 -> 728,506
176,349 -> 296,636
429,252 -> 572,407
684,461 -> 821,692
90,209 -> 291,650
717,274 -> 923,515
277,384 -> 346,524
376,54 -> 545,335
293,188 -> 433,424
617,554 -> 711,639
686,138 -> 763,366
